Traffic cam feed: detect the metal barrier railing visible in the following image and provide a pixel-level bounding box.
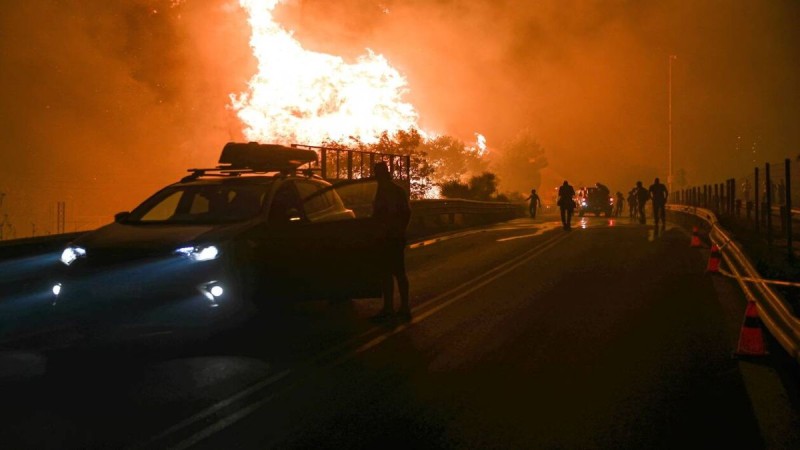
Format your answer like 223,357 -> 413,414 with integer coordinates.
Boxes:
291,144 -> 411,189
667,204 -> 800,364
0,200 -> 525,259
672,157 -> 797,260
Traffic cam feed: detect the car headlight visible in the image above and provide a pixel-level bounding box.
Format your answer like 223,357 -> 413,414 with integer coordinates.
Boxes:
175,244 -> 220,261
60,246 -> 87,266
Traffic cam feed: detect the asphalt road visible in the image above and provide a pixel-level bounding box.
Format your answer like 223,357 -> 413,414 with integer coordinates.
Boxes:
1,213 -> 798,449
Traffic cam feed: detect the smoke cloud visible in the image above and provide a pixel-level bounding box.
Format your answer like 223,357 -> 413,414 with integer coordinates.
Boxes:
279,0 -> 800,189
0,0 -> 797,236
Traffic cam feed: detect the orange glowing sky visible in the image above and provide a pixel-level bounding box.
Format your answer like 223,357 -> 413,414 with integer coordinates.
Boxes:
0,0 -> 798,236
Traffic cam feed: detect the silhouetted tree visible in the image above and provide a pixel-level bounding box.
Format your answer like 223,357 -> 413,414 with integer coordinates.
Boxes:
441,172 -> 501,201
468,172 -> 498,201
440,179 -> 471,199
374,128 -> 434,199
488,129 -> 548,194
420,135 -> 487,184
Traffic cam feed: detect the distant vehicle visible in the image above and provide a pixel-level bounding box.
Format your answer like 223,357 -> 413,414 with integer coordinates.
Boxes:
50,142 -> 385,342
576,186 -> 614,217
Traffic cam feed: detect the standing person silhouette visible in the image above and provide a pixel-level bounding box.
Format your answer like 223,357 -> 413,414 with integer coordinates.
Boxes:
372,161 -> 411,321
649,177 -> 669,233
557,180 -> 576,230
614,191 -> 624,217
524,189 -> 541,218
627,188 -> 637,219
635,181 -> 650,225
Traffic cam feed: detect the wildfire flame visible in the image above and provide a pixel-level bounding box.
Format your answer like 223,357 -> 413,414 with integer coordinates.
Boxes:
473,132 -> 487,157
230,0 -> 421,145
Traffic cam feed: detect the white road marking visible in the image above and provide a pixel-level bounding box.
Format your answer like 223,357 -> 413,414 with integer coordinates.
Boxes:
150,231 -> 572,450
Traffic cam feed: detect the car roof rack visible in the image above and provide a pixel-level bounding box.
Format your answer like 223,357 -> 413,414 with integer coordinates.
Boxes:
180,142 -> 321,182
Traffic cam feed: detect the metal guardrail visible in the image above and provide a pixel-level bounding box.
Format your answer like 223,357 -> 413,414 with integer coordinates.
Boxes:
667,204 -> 800,364
407,199 -> 525,237
410,199 -> 524,215
0,200 -> 525,259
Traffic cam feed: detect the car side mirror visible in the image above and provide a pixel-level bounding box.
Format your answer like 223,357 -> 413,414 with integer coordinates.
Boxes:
114,211 -> 131,223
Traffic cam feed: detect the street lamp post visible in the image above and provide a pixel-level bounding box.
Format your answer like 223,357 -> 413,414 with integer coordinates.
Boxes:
668,55 -> 677,196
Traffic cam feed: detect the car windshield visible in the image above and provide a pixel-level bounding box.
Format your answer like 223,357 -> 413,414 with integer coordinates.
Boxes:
126,182 -> 273,224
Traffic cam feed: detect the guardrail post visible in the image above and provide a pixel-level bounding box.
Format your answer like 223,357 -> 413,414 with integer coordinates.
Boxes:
754,167 -> 760,232
723,181 -> 728,214
712,184 -> 717,211
721,181 -> 726,214
709,184 -> 713,211
722,181 -> 727,215
766,162 -> 773,247
786,158 -> 794,261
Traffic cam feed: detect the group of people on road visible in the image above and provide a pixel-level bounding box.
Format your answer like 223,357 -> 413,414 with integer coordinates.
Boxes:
626,178 -> 669,232
375,170 -> 670,321
553,178 -> 669,232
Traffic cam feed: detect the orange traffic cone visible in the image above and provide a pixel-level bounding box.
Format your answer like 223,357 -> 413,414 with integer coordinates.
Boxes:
734,301 -> 768,357
690,226 -> 701,247
706,244 -> 721,273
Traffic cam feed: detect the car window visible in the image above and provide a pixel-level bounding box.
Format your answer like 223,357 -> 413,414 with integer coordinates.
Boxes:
189,194 -> 210,214
302,179 -> 377,220
268,183 -> 304,224
335,180 -> 378,218
129,183 -> 272,224
140,191 -> 182,221
295,180 -> 347,222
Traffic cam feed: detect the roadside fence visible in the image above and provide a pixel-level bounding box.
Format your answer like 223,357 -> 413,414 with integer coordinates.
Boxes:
672,157 -> 799,260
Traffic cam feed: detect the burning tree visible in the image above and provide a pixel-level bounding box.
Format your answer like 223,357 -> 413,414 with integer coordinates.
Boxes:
420,135 -> 488,185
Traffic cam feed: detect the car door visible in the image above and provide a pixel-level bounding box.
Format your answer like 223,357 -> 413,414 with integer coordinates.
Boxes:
295,179 -> 383,300
242,180 -> 325,302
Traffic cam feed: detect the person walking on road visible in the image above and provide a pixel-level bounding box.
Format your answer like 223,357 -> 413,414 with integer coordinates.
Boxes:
372,161 -> 412,321
524,188 -> 542,218
557,180 -> 576,230
635,181 -> 650,225
649,177 -> 669,233
614,191 -> 624,217
627,188 -> 637,219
